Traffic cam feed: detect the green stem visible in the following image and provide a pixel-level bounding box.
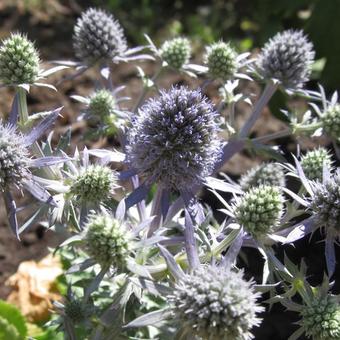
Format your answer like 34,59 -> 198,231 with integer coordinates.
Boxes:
293,121 -> 323,134
17,87 -> 29,131
133,66 -> 163,113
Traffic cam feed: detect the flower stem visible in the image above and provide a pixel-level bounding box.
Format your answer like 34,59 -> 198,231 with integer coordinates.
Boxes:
17,87 -> 29,131
253,128 -> 292,143
133,66 -> 162,113
239,81 -> 278,138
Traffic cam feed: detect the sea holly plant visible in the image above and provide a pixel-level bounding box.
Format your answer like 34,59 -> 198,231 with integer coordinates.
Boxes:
1,5 -> 340,340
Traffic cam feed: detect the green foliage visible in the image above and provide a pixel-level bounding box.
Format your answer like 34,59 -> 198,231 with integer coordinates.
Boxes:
0,300 -> 27,339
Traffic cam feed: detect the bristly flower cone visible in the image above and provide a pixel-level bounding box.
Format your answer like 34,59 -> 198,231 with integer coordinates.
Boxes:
73,8 -> 127,65
257,30 -> 315,89
126,86 -> 221,191
168,266 -> 263,340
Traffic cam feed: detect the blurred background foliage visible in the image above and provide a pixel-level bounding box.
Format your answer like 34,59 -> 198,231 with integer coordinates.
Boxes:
9,0 -> 339,89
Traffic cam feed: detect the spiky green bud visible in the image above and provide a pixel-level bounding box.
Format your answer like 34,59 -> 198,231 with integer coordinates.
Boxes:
84,214 -> 131,268
235,185 -> 284,237
321,104 -> 340,143
88,89 -> 116,118
69,165 -> 117,203
160,37 -> 191,70
301,295 -> 340,340
301,148 -> 332,181
0,33 -> 40,85
240,163 -> 285,191
168,266 -> 263,340
204,42 -> 238,80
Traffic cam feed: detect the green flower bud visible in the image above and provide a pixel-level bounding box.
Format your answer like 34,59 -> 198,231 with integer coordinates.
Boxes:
301,295 -> 340,340
88,89 -> 116,118
84,214 -> 131,268
301,148 -> 332,181
0,33 -> 40,85
69,165 -> 117,203
321,104 -> 340,143
160,37 -> 191,70
204,42 -> 238,80
240,163 -> 285,191
235,185 -> 284,237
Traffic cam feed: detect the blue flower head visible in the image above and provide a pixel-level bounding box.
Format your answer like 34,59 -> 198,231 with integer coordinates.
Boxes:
126,86 -> 221,191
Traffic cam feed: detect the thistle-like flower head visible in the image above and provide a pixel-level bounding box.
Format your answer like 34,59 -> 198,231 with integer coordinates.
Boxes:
310,171 -> 340,234
69,164 -> 117,203
240,163 -> 285,191
0,123 -> 29,191
168,266 -> 263,340
64,300 -> 90,324
257,30 -> 315,89
126,86 -> 221,191
73,8 -> 128,65
84,213 -> 131,268
204,41 -> 238,80
0,33 -> 40,85
88,89 -> 116,118
235,185 -> 284,237
160,37 -> 191,70
301,295 -> 340,340
301,148 -> 332,181
320,104 -> 340,143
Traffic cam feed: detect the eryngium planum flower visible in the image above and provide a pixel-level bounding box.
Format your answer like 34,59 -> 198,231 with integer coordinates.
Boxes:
240,163 -> 285,191
301,148 -> 332,181
310,171 -> 340,234
257,30 -> 315,89
0,33 -> 40,85
160,37 -> 191,70
126,86 -> 221,191
88,89 -> 116,119
84,214 -> 131,268
204,41 -> 238,80
321,104 -> 340,143
69,164 -> 117,203
0,123 -> 29,191
235,185 -> 284,237
73,8 -> 127,65
64,300 -> 90,324
301,295 -> 340,340
168,266 -> 263,340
